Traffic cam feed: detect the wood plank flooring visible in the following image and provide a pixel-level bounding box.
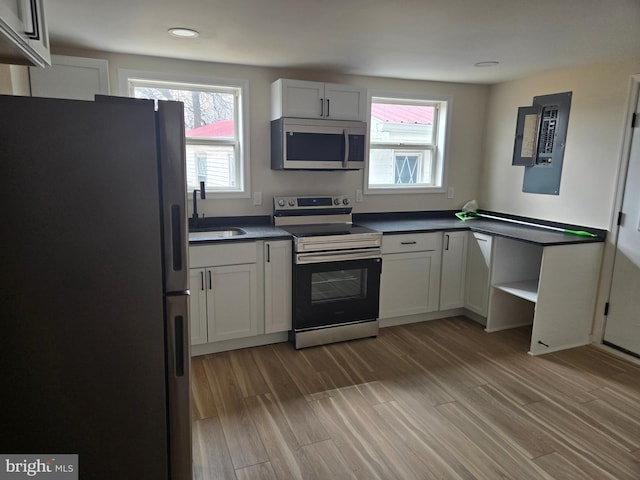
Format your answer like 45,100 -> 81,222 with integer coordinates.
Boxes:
191,317 -> 640,479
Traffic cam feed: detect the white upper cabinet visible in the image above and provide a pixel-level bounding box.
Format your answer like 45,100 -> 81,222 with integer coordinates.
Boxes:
30,55 -> 110,100
0,0 -> 50,67
271,78 -> 366,121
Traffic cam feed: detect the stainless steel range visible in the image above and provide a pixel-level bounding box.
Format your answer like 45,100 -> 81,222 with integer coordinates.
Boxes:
274,195 -> 382,349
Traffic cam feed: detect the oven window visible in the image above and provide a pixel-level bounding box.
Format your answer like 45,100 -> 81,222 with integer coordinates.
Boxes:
311,268 -> 367,303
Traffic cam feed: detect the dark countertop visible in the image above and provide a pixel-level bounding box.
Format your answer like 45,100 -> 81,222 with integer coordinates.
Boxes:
188,212 -> 607,247
188,216 -> 290,244
355,211 -> 606,246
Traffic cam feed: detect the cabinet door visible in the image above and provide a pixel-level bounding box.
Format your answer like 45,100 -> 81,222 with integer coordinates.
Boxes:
30,55 -> 110,100
278,79 -> 324,118
0,0 -> 50,66
264,241 -> 292,334
380,250 -> 440,318
188,268 -> 208,345
324,83 -> 366,121
440,231 -> 468,310
207,264 -> 259,342
465,233 -> 493,317
189,268 -> 208,345
0,1 -> 25,40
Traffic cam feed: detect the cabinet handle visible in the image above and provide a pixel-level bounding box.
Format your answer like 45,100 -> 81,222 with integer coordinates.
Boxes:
200,271 -> 204,291
326,99 -> 330,117
208,270 -> 212,290
445,234 -> 450,251
400,241 -> 417,245
320,98 -> 324,117
266,244 -> 271,263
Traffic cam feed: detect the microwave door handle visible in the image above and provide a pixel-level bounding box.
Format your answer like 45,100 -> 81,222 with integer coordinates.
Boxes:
343,129 -> 349,168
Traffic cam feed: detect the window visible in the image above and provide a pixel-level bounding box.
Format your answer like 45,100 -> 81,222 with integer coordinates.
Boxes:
367,95 -> 449,193
124,73 -> 248,196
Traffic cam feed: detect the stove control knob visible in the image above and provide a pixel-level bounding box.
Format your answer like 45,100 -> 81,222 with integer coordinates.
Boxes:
288,199 -> 296,207
277,199 -> 285,207
343,197 -> 350,205
333,198 -> 341,205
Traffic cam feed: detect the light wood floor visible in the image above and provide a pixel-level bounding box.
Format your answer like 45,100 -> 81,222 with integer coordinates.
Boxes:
191,317 -> 640,479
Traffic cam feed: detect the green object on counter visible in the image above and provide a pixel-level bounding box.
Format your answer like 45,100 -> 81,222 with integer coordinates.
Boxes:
454,210 -> 598,238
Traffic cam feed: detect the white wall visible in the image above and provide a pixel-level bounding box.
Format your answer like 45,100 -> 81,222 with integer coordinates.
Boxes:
54,47 -> 489,218
481,57 -> 640,229
0,65 -> 30,95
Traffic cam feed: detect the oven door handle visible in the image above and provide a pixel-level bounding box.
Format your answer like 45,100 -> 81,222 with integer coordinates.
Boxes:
296,249 -> 382,264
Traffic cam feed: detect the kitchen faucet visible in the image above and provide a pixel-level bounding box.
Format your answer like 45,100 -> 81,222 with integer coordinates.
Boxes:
192,181 -> 206,227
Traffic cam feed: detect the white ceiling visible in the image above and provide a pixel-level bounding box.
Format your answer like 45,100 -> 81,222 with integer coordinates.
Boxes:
47,0 -> 640,84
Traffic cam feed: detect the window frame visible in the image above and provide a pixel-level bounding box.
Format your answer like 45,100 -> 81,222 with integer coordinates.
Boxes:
118,69 -> 250,198
365,91 -> 451,195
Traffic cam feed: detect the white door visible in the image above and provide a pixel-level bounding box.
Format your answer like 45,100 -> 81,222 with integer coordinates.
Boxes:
604,91 -> 640,356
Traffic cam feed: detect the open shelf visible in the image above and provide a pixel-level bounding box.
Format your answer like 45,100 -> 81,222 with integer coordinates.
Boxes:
493,279 -> 539,303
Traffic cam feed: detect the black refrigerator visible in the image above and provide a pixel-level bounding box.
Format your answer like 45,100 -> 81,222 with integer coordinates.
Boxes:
0,94 -> 192,479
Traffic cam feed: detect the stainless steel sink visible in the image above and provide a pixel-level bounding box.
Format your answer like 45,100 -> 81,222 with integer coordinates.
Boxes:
189,228 -> 246,240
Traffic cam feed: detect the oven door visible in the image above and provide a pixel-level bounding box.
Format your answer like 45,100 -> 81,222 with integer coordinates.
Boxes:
293,250 -> 382,331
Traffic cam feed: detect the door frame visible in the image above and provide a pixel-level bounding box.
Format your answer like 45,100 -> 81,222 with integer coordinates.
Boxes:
592,73 -> 640,349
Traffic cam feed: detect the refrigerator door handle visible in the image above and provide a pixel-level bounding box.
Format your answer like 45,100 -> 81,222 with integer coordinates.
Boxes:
174,314 -> 185,376
171,204 -> 184,271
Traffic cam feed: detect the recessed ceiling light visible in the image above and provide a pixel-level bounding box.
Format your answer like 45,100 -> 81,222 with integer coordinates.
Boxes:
168,28 -> 200,38
474,61 -> 499,67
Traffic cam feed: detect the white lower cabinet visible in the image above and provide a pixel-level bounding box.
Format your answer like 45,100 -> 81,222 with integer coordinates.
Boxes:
263,240 -> 292,334
189,242 -> 259,345
439,231 -> 469,310
465,232 -> 493,317
189,268 -> 208,345
207,263 -> 259,342
379,233 -> 442,318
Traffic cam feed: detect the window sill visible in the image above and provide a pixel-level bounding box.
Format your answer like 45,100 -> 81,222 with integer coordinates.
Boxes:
365,185 -> 446,195
192,190 -> 251,199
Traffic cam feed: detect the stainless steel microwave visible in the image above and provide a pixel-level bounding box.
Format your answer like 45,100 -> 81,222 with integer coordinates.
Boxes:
271,117 -> 367,170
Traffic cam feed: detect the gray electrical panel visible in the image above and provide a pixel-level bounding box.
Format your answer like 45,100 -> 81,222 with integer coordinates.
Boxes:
512,92 -> 572,195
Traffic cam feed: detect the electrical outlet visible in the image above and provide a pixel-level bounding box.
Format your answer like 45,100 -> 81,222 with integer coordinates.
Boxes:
356,189 -> 363,202
447,187 -> 455,199
253,191 -> 262,206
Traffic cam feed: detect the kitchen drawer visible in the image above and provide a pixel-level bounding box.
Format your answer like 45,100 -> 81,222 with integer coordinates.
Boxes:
189,242 -> 257,268
382,232 -> 442,254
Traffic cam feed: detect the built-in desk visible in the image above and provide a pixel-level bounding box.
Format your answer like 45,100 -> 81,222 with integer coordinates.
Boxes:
356,211 -> 606,356
486,236 -> 603,355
